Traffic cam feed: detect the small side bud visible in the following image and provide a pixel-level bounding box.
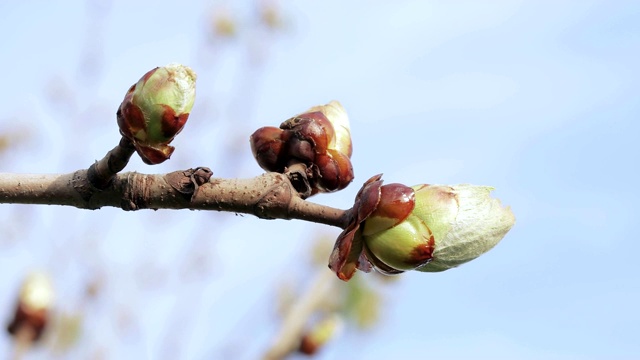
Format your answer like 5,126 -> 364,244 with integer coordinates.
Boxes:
7,272 -> 55,342
249,101 -> 354,195
117,63 -> 197,165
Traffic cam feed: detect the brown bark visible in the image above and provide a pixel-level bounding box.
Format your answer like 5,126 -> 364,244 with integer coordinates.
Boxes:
0,169 -> 352,229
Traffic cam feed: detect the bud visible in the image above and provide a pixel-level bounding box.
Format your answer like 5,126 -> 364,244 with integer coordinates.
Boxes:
249,126 -> 287,172
298,314 -> 343,356
211,8 -> 237,38
364,184 -> 515,273
328,174 -> 383,280
329,175 -> 515,280
7,272 -> 55,342
249,101 -> 354,195
117,63 -> 197,165
304,101 -> 352,158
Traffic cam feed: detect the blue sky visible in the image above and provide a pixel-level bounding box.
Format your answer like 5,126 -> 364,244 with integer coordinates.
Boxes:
1,1 -> 639,359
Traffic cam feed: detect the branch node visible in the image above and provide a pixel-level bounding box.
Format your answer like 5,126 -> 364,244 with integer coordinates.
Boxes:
166,167 -> 213,201
121,172 -> 152,211
72,170 -> 97,202
286,162 -> 312,198
254,174 -> 293,219
86,162 -> 110,190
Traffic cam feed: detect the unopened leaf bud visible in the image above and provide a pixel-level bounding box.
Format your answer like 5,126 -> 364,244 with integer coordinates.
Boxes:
329,175 -> 515,281
117,63 -> 196,165
415,184 -> 516,272
364,184 -> 515,273
249,101 -> 354,195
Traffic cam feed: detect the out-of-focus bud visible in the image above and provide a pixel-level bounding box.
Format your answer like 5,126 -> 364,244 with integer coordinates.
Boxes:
7,272 -> 55,342
249,101 -> 354,195
298,314 -> 343,356
259,1 -> 283,30
329,175 -> 515,281
117,63 -> 196,165
211,9 -> 237,38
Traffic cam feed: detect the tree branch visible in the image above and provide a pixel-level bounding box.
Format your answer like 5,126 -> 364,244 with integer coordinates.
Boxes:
0,169 -> 352,228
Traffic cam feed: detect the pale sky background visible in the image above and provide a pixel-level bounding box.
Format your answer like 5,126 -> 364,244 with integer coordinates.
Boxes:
0,1 -> 639,359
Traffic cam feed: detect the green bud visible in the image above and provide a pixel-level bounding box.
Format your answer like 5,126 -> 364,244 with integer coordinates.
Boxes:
117,63 -> 197,165
363,184 -> 515,273
414,184 -> 515,271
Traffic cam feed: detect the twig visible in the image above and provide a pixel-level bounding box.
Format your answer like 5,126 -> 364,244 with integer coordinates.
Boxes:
0,171 -> 351,228
86,136 -> 135,189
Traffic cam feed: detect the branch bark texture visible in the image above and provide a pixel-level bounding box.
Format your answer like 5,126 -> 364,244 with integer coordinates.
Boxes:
0,169 -> 350,229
